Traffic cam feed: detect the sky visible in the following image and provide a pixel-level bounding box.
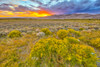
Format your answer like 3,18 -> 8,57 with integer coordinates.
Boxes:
0,0 -> 100,17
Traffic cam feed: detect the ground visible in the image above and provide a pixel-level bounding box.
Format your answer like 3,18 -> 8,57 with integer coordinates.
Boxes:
0,19 -> 100,67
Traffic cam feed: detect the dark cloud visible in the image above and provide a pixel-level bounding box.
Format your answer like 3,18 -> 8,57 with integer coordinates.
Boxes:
46,0 -> 100,14
0,3 -> 36,12
0,0 -> 100,14
30,0 -> 44,5
0,4 -> 13,11
14,5 -> 34,12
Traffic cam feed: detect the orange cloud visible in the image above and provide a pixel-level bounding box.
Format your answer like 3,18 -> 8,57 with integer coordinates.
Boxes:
0,10 -> 53,17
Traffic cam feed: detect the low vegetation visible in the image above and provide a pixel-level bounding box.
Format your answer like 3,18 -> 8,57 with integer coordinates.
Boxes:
8,30 -> 22,38
57,29 -> 68,39
0,19 -> 100,67
25,37 -> 97,67
90,38 -> 100,49
41,28 -> 52,36
67,29 -> 81,38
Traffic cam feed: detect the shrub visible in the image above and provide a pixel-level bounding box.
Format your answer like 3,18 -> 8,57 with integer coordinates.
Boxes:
8,30 -> 22,38
67,29 -> 81,38
64,37 -> 80,44
41,28 -> 52,36
57,29 -> 68,39
90,38 -> 100,49
26,38 -> 97,67
79,28 -> 84,31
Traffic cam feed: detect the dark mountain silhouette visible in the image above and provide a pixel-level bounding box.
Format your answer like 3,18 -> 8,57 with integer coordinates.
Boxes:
41,14 -> 100,19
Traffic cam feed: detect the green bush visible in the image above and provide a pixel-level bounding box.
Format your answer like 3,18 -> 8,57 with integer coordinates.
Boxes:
25,38 -> 97,67
8,30 -> 22,38
57,29 -> 68,39
41,28 -> 52,36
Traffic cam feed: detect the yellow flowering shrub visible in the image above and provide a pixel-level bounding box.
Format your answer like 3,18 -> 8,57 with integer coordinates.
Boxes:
25,37 -> 97,67
68,44 -> 97,67
80,31 -> 100,50
64,37 -> 80,44
57,29 -> 68,39
90,38 -> 100,49
57,29 -> 81,39
67,29 -> 81,38
8,30 -> 22,38
41,28 -> 52,35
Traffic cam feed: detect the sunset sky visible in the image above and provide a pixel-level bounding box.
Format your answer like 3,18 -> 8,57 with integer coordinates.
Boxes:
0,0 -> 100,17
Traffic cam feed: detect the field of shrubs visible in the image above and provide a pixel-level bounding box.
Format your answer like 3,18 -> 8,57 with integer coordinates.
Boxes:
0,19 -> 100,67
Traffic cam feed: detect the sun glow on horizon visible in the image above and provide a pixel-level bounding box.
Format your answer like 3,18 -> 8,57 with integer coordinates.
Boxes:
0,10 -> 53,17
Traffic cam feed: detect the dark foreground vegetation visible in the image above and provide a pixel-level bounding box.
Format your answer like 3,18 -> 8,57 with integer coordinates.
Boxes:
0,19 -> 100,67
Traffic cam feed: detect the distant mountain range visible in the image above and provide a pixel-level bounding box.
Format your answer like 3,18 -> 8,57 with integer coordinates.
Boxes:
0,14 -> 100,19
41,14 -> 100,19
